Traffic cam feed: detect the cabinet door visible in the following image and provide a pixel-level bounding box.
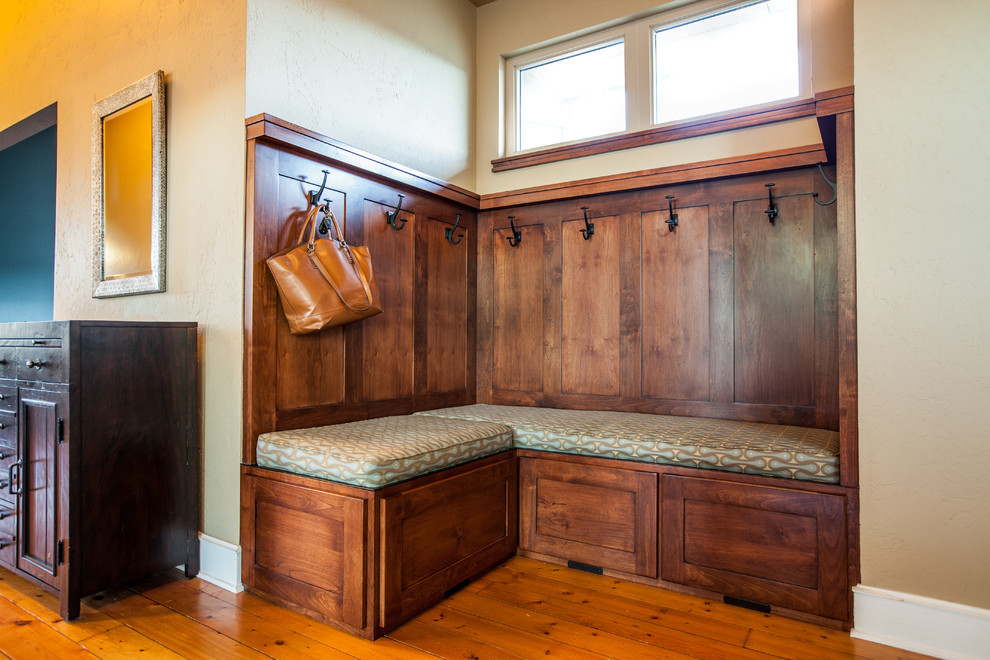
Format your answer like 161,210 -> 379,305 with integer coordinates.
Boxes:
16,388 -> 64,588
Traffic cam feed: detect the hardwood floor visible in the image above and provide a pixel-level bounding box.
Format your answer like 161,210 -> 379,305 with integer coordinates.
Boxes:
0,556 -> 932,660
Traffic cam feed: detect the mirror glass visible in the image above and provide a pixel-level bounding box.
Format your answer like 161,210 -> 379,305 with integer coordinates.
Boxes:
92,71 -> 165,297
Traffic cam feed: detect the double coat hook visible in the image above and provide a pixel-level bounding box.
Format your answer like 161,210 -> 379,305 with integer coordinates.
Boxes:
506,216 -> 522,247
765,183 -> 778,225
580,207 -> 594,240
665,195 -> 679,232
386,194 -> 407,231
445,214 -> 463,245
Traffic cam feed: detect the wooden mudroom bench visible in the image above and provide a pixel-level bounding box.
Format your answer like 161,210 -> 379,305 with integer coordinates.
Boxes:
242,106 -> 859,637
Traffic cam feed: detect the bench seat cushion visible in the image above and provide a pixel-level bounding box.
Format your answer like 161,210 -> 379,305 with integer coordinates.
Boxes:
416,404 -> 839,484
256,415 -> 514,488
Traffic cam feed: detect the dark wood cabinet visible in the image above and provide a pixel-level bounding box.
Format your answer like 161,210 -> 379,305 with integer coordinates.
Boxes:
0,320 -> 199,620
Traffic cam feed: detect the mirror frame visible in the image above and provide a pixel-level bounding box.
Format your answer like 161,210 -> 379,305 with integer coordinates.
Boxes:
91,70 -> 166,298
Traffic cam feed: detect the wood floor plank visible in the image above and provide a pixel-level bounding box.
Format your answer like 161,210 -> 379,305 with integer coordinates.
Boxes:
418,602 -> 609,659
482,565 -> 751,645
0,570 -> 122,643
77,624 -> 187,659
131,577 -> 355,659
0,596 -> 97,659
389,619 -> 529,660
443,588 -> 696,660
745,628 -> 938,660
87,588 -> 272,659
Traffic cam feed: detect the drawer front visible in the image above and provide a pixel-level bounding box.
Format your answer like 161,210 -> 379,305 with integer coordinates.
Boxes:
17,346 -> 65,383
519,457 -> 657,578
0,384 -> 14,412
660,475 -> 849,621
0,412 -> 15,447
0,498 -> 15,567
0,443 -> 15,494
0,349 -> 14,380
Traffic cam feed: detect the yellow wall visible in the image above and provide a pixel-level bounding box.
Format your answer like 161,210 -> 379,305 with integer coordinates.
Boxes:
0,0 -> 247,545
245,0 -> 476,189
855,0 -> 990,608
474,0 -> 852,194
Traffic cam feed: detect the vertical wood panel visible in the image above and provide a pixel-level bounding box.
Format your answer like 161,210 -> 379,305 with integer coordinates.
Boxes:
561,216 -> 621,396
362,201 -> 415,401
426,217 -> 468,393
642,206 -> 710,401
274,177 -> 346,410
814,169 -> 839,430
709,201 -> 735,404
835,112 -> 859,488
734,196 -> 816,407
619,212 -> 642,399
493,225 -> 544,392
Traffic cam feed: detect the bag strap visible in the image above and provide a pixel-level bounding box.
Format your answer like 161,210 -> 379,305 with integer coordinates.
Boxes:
304,205 -> 375,312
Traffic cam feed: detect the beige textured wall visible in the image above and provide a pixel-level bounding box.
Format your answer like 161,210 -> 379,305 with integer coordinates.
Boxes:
475,0 -> 852,194
245,0 -> 476,188
855,1 -> 990,608
0,0 -> 247,545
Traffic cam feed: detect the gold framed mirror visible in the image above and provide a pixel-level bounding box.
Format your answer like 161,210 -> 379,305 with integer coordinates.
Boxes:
91,70 -> 166,297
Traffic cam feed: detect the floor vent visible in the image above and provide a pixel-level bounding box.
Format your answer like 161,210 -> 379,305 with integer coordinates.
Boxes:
567,560 -> 604,575
724,595 -> 771,613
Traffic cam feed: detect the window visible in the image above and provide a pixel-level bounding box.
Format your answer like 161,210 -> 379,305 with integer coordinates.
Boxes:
518,40 -> 625,152
506,0 -> 803,156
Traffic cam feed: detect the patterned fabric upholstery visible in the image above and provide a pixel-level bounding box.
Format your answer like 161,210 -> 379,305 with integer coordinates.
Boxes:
256,415 -> 513,488
416,404 -> 839,484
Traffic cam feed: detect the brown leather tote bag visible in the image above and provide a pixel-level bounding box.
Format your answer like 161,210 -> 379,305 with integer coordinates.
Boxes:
266,204 -> 383,334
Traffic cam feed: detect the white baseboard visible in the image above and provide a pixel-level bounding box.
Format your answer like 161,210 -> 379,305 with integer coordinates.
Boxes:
196,532 -> 243,593
852,585 -> 990,660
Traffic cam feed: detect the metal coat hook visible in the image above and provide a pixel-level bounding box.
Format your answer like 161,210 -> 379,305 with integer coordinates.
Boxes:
665,195 -> 679,232
445,213 -> 464,245
507,216 -> 522,247
580,206 -> 594,240
386,193 -> 407,231
308,170 -> 330,206
813,162 -> 838,206
765,183 -> 778,225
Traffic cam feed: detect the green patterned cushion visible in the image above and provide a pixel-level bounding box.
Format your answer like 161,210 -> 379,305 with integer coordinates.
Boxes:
416,404 -> 839,484
256,415 -> 513,488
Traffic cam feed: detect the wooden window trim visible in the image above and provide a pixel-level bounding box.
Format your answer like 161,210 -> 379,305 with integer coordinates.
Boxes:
491,88 -> 852,174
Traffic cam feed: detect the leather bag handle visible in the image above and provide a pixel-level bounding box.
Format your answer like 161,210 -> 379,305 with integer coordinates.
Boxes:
301,204 -> 375,312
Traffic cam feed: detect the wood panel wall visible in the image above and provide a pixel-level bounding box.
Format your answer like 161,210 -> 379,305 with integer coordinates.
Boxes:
243,133 -> 478,463
477,166 -> 839,430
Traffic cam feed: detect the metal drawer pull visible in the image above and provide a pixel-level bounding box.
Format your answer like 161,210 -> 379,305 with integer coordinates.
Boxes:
0,393 -> 5,400
0,508 -> 10,520
0,423 -> 4,430
8,460 -> 20,496
0,452 -> 8,460
25,360 -> 44,369
0,536 -> 13,550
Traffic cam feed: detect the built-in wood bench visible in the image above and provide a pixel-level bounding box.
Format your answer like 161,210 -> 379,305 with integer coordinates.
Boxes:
242,405 -> 850,638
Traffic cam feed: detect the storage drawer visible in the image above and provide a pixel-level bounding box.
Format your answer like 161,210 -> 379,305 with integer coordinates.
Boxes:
0,443 -> 15,494
379,453 -> 517,630
0,384 -> 14,411
0,349 -> 13,380
519,457 -> 657,577
0,413 -> 14,447
660,475 -> 849,621
0,498 -> 15,567
17,345 -> 65,383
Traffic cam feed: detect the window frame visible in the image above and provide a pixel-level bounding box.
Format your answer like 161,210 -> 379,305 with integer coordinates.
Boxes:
501,0 -> 809,166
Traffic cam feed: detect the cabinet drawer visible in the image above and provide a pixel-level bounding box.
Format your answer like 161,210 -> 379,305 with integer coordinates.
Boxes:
17,346 -> 65,383
520,457 -> 657,577
0,349 -> 13,380
0,412 -> 14,447
0,384 -> 14,412
0,498 -> 15,567
660,475 -> 848,621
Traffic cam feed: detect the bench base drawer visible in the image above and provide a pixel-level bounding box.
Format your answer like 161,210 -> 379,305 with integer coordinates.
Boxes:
660,474 -> 849,621
520,456 -> 657,578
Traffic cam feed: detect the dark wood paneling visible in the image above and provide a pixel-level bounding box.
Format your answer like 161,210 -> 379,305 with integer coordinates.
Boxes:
426,217 -> 469,394
361,201 -> 416,401
492,225 -> 544,392
520,457 -> 657,577
661,475 -> 848,621
561,215 -> 621,396
733,195 -> 816,407
642,205 -> 711,401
